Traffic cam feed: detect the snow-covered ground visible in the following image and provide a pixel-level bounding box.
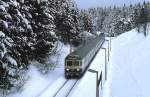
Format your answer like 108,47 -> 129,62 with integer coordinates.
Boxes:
5,28 -> 150,97
103,28 -> 150,97
7,42 -> 70,97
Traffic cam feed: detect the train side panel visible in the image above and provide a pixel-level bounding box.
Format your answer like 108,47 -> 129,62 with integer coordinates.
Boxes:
80,36 -> 105,75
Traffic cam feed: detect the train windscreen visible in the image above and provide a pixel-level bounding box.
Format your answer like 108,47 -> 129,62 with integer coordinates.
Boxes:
67,61 -> 72,66
74,61 -> 80,66
67,60 -> 80,66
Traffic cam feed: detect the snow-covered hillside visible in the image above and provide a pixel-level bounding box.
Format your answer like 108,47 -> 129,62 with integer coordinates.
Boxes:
103,28 -> 150,97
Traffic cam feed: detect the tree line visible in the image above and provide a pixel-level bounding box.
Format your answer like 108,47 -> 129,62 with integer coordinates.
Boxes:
79,1 -> 150,36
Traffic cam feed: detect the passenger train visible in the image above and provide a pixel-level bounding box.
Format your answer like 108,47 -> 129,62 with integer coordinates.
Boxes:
65,33 -> 105,78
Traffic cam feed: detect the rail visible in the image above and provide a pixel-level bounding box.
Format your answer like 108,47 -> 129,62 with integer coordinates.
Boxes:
53,80 -> 69,97
66,80 -> 78,97
54,80 -> 78,97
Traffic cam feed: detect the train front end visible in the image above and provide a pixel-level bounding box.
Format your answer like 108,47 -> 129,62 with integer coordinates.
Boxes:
65,55 -> 82,78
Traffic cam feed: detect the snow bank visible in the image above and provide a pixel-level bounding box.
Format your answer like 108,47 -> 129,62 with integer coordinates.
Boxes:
69,72 -> 97,97
103,28 -> 150,97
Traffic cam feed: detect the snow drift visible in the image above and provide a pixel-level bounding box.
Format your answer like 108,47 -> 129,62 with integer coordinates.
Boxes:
103,28 -> 150,97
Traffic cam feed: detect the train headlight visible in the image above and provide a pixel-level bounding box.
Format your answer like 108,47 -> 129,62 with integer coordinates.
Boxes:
66,69 -> 69,71
77,69 -> 80,71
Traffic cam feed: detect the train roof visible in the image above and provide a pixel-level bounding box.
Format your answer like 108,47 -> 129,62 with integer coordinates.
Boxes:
66,34 -> 105,59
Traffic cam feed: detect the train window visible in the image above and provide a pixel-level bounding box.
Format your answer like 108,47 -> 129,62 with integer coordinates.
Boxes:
67,60 -> 80,66
74,61 -> 80,66
67,61 -> 72,66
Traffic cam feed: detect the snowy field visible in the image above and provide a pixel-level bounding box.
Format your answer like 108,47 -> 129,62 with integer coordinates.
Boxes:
103,28 -> 150,97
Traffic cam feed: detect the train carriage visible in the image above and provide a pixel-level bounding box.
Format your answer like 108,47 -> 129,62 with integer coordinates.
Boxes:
65,33 -> 105,78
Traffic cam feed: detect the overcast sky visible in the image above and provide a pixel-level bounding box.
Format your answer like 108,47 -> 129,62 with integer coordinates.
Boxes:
74,0 -> 150,9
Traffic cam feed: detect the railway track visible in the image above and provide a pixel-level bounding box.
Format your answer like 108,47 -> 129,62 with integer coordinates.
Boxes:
53,80 -> 69,97
53,79 -> 78,97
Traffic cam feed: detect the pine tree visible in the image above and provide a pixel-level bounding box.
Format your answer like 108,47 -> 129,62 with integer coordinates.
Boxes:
54,0 -> 80,44
0,0 -> 57,90
79,10 -> 93,32
135,1 -> 150,36
28,0 -> 56,60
